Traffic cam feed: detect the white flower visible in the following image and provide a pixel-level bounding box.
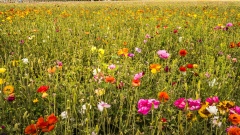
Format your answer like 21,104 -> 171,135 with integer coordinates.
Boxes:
60,111 -> 68,119
93,68 -> 101,76
208,78 -> 218,87
212,116 -> 222,127
80,104 -> 92,114
97,101 -> 111,112
22,58 -> 29,64
179,37 -> 183,42
206,106 -> 218,115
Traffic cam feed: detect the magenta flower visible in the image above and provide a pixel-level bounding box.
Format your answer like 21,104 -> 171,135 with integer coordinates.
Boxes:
205,96 -> 219,105
226,22 -> 233,27
145,34 -> 151,39
128,53 -> 134,58
230,106 -> 240,115
187,98 -> 201,111
174,98 -> 186,110
134,72 -> 144,80
157,50 -> 170,59
164,66 -> 170,72
56,60 -> 63,66
137,99 -> 160,115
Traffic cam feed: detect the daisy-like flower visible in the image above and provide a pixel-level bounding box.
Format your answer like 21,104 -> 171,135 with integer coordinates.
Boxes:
108,64 -> 116,70
217,100 -> 235,115
205,96 -> 219,105
198,102 -> 212,118
61,111 -> 68,119
206,105 -> 218,115
117,48 -> 128,57
229,113 -> 240,125
157,50 -> 170,59
150,64 -> 161,73
97,101 -> 111,112
134,72 -> 144,80
187,98 -> 201,111
174,98 -> 186,110
95,88 -> 105,96
230,106 -> 240,115
3,85 -> 14,95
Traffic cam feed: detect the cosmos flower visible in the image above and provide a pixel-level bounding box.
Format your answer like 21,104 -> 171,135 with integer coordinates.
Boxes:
174,98 -> 186,110
97,101 -> 111,112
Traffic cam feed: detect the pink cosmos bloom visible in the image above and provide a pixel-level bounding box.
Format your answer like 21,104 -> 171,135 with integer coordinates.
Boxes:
230,106 -> 240,115
226,23 -> 233,27
174,98 -> 186,110
135,47 -> 142,53
143,40 -> 147,43
187,98 -> 201,111
205,96 -> 219,105
134,72 -> 144,80
145,34 -> 151,39
148,99 -> 160,109
138,106 -> 151,115
157,50 -> 170,59
108,64 -> 116,69
97,101 -> 111,112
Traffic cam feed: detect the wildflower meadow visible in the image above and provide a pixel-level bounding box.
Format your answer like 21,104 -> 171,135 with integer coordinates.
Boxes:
0,1 -> 240,135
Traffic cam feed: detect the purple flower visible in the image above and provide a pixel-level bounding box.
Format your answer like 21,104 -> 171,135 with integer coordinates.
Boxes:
187,98 -> 201,111
134,72 -> 144,80
6,94 -> 15,102
205,96 -> 219,105
174,98 -> 186,110
135,47 -> 142,53
157,50 -> 170,59
226,22 -> 233,27
230,106 -> 240,115
128,53 -> 134,58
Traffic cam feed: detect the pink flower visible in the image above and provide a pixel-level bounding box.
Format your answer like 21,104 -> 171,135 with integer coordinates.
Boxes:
143,40 -> 147,44
187,98 -> 201,111
205,96 -> 219,105
135,47 -> 142,53
232,58 -> 237,63
230,106 -> 240,115
134,72 -> 144,80
128,53 -> 134,58
137,99 -> 160,115
157,50 -> 170,59
205,72 -> 211,78
226,22 -> 233,27
227,54 -> 231,59
97,101 -> 111,112
108,64 -> 116,69
145,34 -> 151,39
174,98 -> 186,110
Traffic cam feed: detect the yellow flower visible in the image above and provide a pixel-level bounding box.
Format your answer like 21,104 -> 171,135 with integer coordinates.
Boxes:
0,68 -> 6,73
193,64 -> 198,68
91,46 -> 97,52
117,48 -> 128,57
42,92 -> 48,98
217,100 -> 235,115
33,98 -> 39,103
12,60 -> 19,67
187,112 -> 197,121
150,64 -> 161,73
98,49 -> 105,55
95,88 -> 105,96
198,102 -> 211,118
0,78 -> 4,85
3,85 -> 14,95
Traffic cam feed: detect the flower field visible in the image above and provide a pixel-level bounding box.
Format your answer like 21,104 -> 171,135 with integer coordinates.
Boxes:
0,1 -> 240,135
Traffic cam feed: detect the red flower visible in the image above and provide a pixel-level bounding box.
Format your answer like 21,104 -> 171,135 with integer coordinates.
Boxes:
132,79 -> 140,87
47,114 -> 58,125
179,66 -> 187,72
237,42 -> 240,47
179,49 -> 187,57
186,64 -> 193,68
36,117 -> 49,132
25,124 -> 37,135
173,29 -> 178,33
37,86 -> 49,93
158,92 -> 169,102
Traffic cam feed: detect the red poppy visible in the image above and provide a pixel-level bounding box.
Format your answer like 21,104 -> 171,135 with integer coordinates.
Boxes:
158,92 -> 169,102
179,49 -> 187,56
237,42 -> 240,47
132,79 -> 140,87
25,124 -> 37,135
36,117 -> 49,132
187,64 -> 193,68
48,125 -> 55,132
105,76 -> 116,84
37,86 -> 49,93
179,66 -> 187,72
47,114 -> 58,125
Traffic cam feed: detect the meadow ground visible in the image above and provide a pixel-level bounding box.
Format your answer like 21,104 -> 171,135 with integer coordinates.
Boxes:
0,0 -> 240,135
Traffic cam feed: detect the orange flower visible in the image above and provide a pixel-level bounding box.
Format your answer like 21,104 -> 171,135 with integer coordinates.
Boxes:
132,79 -> 140,87
228,126 -> 240,135
47,114 -> 58,125
149,64 -> 161,73
123,41 -> 127,46
25,124 -> 37,135
179,49 -> 187,56
36,117 -> 49,132
229,113 -> 240,125
230,42 -> 235,48
158,92 -> 169,102
117,48 -> 128,57
105,76 -> 116,83
47,67 -> 56,74
237,42 -> 240,47
3,85 -> 14,95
